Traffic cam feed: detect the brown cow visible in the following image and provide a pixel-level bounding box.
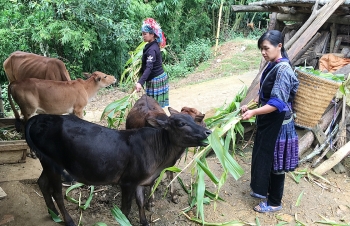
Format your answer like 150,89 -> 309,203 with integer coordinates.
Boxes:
8,71 -> 116,122
126,94 -> 206,207
3,51 -> 71,82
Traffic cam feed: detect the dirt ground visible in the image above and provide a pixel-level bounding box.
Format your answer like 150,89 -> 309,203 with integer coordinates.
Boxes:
0,40 -> 350,226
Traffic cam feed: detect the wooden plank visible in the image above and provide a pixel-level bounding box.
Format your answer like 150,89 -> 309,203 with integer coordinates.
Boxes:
291,32 -> 321,65
276,14 -> 350,25
287,0 -> 346,61
0,118 -> 17,128
250,0 -> 350,6
0,140 -> 28,151
0,140 -> 27,164
231,5 -> 310,13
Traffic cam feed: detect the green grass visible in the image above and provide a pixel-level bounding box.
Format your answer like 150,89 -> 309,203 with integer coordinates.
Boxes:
196,61 -> 211,72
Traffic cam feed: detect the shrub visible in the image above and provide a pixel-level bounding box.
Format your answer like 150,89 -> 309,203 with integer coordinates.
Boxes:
1,83 -> 13,117
164,61 -> 191,80
181,39 -> 212,69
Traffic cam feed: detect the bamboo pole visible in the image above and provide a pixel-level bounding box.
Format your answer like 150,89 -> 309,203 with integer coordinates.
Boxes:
214,1 -> 224,57
312,141 -> 350,175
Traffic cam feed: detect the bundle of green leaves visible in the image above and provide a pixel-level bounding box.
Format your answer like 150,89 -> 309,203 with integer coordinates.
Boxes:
296,66 -> 345,82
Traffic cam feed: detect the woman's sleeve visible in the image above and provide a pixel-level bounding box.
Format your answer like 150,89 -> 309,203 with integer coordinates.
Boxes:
268,65 -> 296,112
138,50 -> 156,85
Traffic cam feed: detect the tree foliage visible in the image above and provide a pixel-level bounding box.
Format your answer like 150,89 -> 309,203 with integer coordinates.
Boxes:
0,0 -> 266,83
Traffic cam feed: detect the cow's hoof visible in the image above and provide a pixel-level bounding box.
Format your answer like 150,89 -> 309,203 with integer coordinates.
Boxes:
146,201 -> 155,211
141,221 -> 150,226
28,152 -> 37,159
171,194 -> 179,204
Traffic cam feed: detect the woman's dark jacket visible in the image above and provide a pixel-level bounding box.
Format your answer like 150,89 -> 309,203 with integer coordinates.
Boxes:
138,40 -> 164,85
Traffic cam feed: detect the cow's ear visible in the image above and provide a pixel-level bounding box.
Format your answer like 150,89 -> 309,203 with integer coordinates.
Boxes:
147,116 -> 169,129
83,72 -> 91,78
194,114 -> 205,123
168,107 -> 179,115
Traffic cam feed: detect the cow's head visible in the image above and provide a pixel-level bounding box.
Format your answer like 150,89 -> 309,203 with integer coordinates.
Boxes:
180,106 -> 206,127
85,71 -> 117,87
147,108 -> 211,147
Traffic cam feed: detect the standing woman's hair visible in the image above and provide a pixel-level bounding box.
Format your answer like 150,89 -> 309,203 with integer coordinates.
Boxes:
258,30 -> 289,60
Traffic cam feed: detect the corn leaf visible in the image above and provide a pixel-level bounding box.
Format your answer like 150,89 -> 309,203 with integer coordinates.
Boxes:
216,172 -> 227,201
276,222 -> 288,226
219,116 -> 241,137
230,127 -> 237,155
224,130 -> 232,153
177,176 -> 190,194
80,186 -> 94,210
183,213 -> 247,226
196,158 -> 219,185
111,204 -> 132,226
65,182 -> 84,204
149,166 -> 182,198
224,151 -> 244,180
93,223 -> 108,226
208,129 -> 227,169
295,190 -> 304,207
48,208 -> 63,223
234,121 -> 245,138
204,189 -> 224,201
256,217 -> 261,226
196,164 -> 206,223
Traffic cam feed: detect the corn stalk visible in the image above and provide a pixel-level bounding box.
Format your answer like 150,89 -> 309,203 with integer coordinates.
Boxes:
100,91 -> 139,129
183,86 -> 257,223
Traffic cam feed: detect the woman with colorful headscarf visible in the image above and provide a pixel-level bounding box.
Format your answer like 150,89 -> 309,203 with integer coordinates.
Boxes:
135,18 -> 169,108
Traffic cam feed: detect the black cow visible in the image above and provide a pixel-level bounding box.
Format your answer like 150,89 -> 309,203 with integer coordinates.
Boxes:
25,112 -> 211,226
126,95 -> 206,206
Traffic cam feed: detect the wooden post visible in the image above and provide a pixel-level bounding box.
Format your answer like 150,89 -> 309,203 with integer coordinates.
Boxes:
333,36 -> 343,53
329,23 -> 337,53
268,12 -> 278,31
0,86 -> 5,118
214,1 -> 224,57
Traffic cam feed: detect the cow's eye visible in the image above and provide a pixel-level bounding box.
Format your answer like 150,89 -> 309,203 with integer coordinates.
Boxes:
178,122 -> 185,127
104,76 -> 107,78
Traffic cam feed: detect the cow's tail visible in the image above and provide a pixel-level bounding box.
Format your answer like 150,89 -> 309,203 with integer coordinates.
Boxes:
7,83 -> 23,132
25,117 -> 74,182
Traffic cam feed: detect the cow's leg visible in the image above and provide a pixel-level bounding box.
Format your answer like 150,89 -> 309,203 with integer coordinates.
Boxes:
37,170 -> 59,216
51,177 -> 75,226
120,185 -> 136,218
135,185 -> 149,226
40,162 -> 75,226
167,171 -> 179,204
73,108 -> 84,118
146,183 -> 155,211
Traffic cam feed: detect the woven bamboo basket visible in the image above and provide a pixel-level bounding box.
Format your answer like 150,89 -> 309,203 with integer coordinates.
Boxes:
293,69 -> 341,129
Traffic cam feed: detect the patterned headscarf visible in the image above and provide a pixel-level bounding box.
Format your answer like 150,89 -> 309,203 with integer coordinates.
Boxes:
141,18 -> 166,48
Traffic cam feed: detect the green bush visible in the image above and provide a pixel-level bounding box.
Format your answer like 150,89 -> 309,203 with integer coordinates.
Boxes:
164,62 -> 191,80
1,83 -> 13,117
181,39 -> 212,69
